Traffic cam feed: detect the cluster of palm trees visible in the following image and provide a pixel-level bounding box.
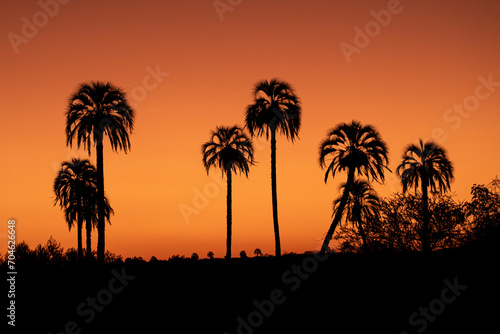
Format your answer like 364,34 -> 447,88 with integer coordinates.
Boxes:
202,79 -> 301,259
53,82 -> 135,263
53,78 -> 454,262
319,129 -> 454,254
202,79 -> 454,258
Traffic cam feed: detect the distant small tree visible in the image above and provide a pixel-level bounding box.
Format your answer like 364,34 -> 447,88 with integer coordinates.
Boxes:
239,250 -> 247,259
191,252 -> 199,261
207,251 -> 215,259
254,248 -> 262,257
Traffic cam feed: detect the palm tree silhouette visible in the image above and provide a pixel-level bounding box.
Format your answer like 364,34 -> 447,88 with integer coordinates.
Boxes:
334,179 -> 380,250
207,251 -> 215,259
319,121 -> 389,254
65,81 -> 134,263
245,78 -> 301,257
53,158 -> 113,259
396,139 -> 454,253
202,125 -> 255,260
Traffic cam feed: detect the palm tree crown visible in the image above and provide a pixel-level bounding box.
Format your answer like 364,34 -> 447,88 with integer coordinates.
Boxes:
396,139 -> 454,195
245,78 -> 301,140
65,81 -> 135,153
336,179 -> 380,225
319,121 -> 389,184
202,126 -> 255,176
53,158 -> 97,213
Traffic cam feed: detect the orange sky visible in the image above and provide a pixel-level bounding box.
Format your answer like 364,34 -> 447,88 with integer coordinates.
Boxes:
1,0 -> 500,260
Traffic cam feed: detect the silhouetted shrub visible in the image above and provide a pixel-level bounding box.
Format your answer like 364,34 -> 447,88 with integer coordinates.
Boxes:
239,250 -> 247,259
168,254 -> 185,262
254,248 -> 262,257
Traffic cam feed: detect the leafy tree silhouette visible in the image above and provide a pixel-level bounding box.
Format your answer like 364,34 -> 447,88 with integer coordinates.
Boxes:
65,81 -> 134,263
318,121 -> 389,254
245,78 -> 301,257
465,182 -> 500,242
202,125 -> 254,259
53,158 -> 113,259
396,139 -> 454,253
254,248 -> 262,257
207,251 -> 215,259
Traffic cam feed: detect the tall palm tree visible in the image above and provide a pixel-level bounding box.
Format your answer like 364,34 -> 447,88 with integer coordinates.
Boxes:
319,121 -> 389,253
202,125 -> 254,260
396,139 -> 454,253
65,81 -> 134,263
245,78 -> 301,257
334,179 -> 380,250
53,158 -> 113,259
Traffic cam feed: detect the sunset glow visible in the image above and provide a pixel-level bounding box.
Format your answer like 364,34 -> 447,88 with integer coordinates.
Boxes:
1,0 -> 499,260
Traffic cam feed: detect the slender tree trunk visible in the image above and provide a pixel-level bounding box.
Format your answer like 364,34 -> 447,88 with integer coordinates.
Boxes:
85,219 -> 92,259
270,130 -> 281,257
357,219 -> 369,251
421,176 -> 430,253
321,168 -> 355,254
96,142 -> 105,264
77,214 -> 83,260
226,168 -> 232,260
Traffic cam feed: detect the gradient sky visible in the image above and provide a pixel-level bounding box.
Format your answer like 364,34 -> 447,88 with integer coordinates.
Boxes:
1,0 -> 499,260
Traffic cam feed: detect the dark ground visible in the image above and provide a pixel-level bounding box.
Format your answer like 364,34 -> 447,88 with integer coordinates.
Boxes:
7,242 -> 500,334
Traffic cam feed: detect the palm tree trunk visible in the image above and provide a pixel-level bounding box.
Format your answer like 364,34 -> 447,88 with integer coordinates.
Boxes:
357,219 -> 369,251
96,142 -> 105,264
226,168 -> 232,260
421,176 -> 430,253
321,168 -> 355,254
271,129 -> 281,257
85,219 -> 92,259
77,214 -> 83,260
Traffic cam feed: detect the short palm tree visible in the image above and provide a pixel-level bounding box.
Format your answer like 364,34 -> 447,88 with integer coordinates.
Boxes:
396,139 -> 454,253
53,158 -> 113,259
245,78 -> 301,257
319,121 -> 389,253
334,179 -> 380,250
202,125 -> 255,259
81,187 -> 114,259
66,81 -> 134,263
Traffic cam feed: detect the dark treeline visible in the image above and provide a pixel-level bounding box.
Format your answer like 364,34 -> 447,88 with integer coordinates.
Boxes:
334,180 -> 500,253
4,178 -> 499,266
